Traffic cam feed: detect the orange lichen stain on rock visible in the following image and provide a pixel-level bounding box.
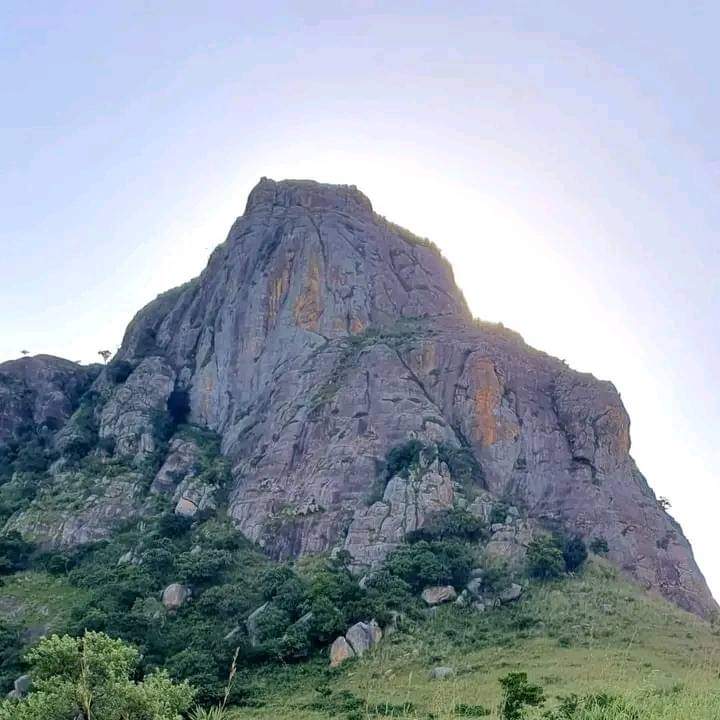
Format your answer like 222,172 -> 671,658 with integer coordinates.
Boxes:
419,342 -> 437,374
467,357 -> 516,448
265,262 -> 290,332
349,317 -> 366,334
598,405 -> 631,455
293,256 -> 324,331
474,383 -> 500,447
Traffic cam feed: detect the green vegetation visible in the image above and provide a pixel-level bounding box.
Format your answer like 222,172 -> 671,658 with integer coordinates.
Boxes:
1,419 -> 719,718
0,631 -> 194,720
218,561 -> 720,720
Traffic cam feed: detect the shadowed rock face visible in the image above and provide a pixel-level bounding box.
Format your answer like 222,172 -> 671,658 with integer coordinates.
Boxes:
0,355 -> 98,444
1,178 -> 715,619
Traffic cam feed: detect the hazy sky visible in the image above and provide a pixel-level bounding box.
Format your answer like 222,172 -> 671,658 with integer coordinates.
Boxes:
2,2 -> 719,597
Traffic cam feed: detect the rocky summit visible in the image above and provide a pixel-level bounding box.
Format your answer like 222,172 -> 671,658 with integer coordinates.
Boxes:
1,178 -> 715,619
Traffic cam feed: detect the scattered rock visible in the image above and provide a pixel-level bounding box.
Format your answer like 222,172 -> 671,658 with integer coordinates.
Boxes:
421,585 -> 457,605
151,437 -> 201,494
368,619 -> 383,645
384,611 -> 402,635
329,636 -> 355,667
465,577 -> 484,599
428,666 -> 455,680
161,583 -> 190,611
346,621 -> 373,656
499,583 -> 523,603
7,674 -> 32,699
246,602 -> 270,647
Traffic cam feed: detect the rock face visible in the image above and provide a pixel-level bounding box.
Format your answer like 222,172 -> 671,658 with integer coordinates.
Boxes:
0,178 -> 715,619
0,355 -> 97,444
161,583 -> 190,610
421,586 -> 458,606
329,636 -> 355,667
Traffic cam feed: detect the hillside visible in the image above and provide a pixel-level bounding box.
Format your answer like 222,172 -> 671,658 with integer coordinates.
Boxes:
227,560 -> 720,719
0,178 -> 718,718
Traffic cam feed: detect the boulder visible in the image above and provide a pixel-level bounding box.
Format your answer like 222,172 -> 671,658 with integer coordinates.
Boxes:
329,636 -> 355,667
161,583 -> 190,610
246,602 -> 270,647
428,666 -> 455,680
368,619 -> 383,645
345,621 -> 373,656
421,585 -> 457,606
465,577 -> 484,599
14,675 -> 31,696
499,583 -> 523,603
7,674 -> 32,699
151,437 -> 201,494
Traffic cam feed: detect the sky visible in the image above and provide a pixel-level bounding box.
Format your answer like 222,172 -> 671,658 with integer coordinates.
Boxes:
1,2 -> 719,597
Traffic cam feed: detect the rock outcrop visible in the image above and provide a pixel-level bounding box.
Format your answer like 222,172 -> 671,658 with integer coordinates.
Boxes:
0,355 -> 97,444
0,178 -> 715,619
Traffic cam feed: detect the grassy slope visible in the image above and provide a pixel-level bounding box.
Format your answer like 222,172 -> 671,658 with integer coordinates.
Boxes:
228,559 -> 720,719
0,571 -> 89,634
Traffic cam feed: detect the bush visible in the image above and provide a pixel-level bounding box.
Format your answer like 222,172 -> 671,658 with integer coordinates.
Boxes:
546,692 -> 640,719
177,549 -> 232,585
385,539 -> 473,591
0,531 -> 34,575
526,537 -> 565,581
561,535 -> 588,573
385,440 -> 425,480
499,672 -> 545,720
157,512 -> 193,538
406,508 -> 487,543
0,631 -> 195,720
437,443 -> 484,488
481,559 -> 512,597
168,390 -> 191,425
589,536 -> 609,555
106,360 -> 134,384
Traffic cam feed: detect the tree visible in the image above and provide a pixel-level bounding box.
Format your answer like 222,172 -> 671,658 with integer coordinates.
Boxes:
499,672 -> 545,720
589,536 -> 609,555
20,350 -> 29,356
526,536 -> 565,580
561,535 -> 588,573
98,350 -> 111,364
0,631 -> 195,720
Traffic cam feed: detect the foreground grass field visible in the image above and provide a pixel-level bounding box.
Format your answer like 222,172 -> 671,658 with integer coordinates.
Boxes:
227,560 -> 720,719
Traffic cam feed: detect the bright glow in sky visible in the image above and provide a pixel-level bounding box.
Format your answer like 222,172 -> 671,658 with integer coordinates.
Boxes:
2,2 -> 719,598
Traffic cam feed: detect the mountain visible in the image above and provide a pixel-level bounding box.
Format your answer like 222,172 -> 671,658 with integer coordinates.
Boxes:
0,178 -> 715,620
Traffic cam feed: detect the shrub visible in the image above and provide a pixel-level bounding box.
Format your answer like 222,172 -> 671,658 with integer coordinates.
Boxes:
106,360 -> 134,384
490,501 -> 510,525
499,672 -> 545,720
406,508 -> 486,543
385,439 -> 425,480
546,692 -> 640,719
589,536 -> 609,555
526,537 -> 565,580
177,549 -> 232,585
157,512 -> 193,538
481,559 -> 512,597
561,535 -> 588,573
437,443 -> 484,488
168,390 -> 191,425
0,531 -> 34,575
0,631 -> 195,720
385,539 -> 473,591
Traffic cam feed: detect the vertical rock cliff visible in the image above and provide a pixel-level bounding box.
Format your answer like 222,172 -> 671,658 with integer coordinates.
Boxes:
1,178 -> 715,619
